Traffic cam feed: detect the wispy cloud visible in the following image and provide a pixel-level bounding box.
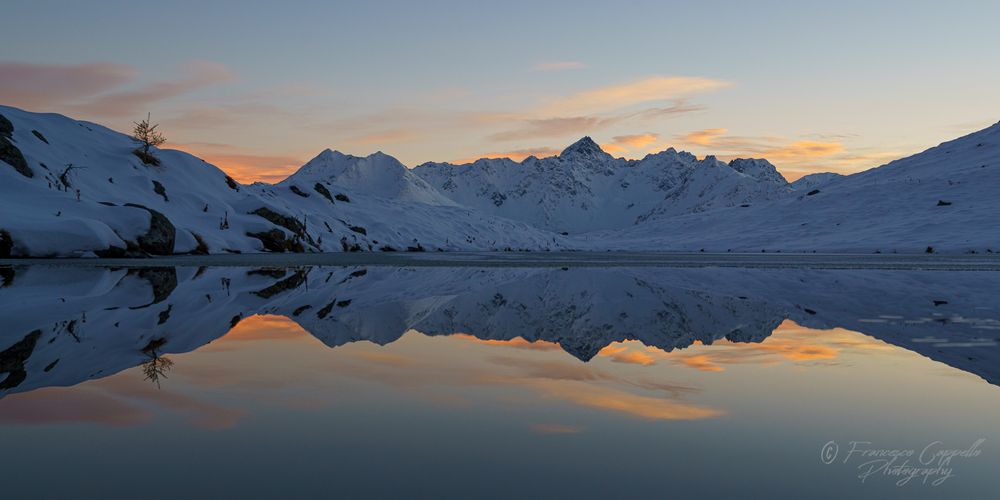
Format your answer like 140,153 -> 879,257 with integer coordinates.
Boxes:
537,76 -> 730,116
0,61 -> 136,109
0,60 -> 235,119
681,128 -> 727,146
675,128 -> 874,179
68,61 -> 235,117
488,116 -> 614,141
611,133 -> 658,149
532,61 -> 587,72
350,128 -> 419,146
600,133 -> 659,157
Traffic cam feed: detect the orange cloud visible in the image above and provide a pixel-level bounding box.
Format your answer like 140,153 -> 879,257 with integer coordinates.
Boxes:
763,140 -> 844,161
601,143 -> 628,155
601,133 -> 661,157
675,129 -> 867,178
170,142 -> 304,183
612,133 -> 658,149
682,128 -> 728,146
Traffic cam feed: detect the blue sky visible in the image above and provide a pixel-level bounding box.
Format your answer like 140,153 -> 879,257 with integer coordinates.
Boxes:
2,0 -> 998,180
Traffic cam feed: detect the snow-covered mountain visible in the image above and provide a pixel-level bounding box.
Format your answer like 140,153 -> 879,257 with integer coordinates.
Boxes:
281,149 -> 458,206
413,137 -> 790,233
1,104 -> 998,256
589,121 -> 1000,253
0,105 -> 561,257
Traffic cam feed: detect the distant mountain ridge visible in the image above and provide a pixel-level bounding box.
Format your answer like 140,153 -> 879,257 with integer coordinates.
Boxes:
413,137 -> 790,232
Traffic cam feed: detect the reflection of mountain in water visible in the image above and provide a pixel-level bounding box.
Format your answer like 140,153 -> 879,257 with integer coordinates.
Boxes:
1,265 -> 998,396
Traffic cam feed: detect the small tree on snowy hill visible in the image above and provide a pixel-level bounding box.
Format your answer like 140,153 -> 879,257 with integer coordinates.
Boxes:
132,112 -> 166,166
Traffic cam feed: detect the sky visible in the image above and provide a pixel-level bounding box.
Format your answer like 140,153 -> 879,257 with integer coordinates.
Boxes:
1,0 -> 998,182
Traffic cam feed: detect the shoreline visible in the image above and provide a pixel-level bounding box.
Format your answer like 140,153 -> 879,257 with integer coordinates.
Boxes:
3,251 -> 1000,270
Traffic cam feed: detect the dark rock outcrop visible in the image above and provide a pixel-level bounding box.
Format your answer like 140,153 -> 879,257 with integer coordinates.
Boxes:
0,330 -> 42,390
246,229 -> 305,253
253,269 -> 308,298
314,183 -> 335,203
124,204 -> 176,255
0,113 -> 33,178
0,229 -> 12,257
128,267 -> 178,307
249,207 -> 306,237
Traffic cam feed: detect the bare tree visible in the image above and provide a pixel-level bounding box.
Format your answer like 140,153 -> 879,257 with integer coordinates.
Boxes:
132,112 -> 166,165
141,354 -> 174,388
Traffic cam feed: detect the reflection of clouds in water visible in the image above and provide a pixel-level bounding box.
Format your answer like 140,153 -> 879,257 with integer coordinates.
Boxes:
317,334 -> 722,422
0,373 -> 242,430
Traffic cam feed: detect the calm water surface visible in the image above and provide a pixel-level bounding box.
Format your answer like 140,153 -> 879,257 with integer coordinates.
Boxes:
0,264 -> 998,499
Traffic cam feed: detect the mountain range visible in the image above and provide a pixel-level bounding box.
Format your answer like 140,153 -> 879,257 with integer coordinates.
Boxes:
0,104 -> 997,257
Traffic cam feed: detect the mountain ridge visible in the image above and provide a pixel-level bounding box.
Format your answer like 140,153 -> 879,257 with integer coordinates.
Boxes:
0,103 -> 997,256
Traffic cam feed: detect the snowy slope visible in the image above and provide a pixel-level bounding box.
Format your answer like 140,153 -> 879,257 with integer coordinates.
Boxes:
789,172 -> 842,191
414,138 -> 790,233
0,105 -> 562,256
584,121 -> 1000,253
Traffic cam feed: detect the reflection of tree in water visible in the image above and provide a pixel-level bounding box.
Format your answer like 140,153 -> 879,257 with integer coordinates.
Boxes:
140,337 -> 173,389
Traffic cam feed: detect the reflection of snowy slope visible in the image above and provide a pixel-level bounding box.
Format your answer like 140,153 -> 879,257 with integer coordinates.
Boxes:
2,265 -> 998,397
